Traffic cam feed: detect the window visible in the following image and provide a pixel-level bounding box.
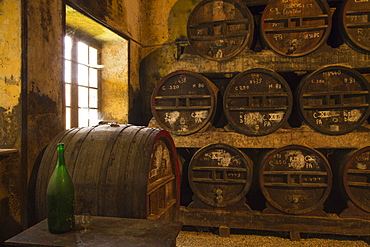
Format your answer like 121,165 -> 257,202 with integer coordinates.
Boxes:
64,34 -> 101,129
64,5 -> 129,129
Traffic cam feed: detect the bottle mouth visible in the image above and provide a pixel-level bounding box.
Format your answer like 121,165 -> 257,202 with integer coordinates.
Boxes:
57,143 -> 65,149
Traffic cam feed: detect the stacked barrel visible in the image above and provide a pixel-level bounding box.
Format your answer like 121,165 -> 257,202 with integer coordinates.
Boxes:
297,65 -> 370,135
152,65 -> 370,137
261,0 -> 331,57
150,0 -> 370,225
259,145 -> 332,215
336,147 -> 370,215
188,144 -> 253,209
187,0 -> 255,61
337,0 -> 370,54
224,68 -> 293,136
151,71 -> 219,136
186,0 -> 370,58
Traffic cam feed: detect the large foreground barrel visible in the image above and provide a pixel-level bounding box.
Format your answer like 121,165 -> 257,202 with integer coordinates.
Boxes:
259,145 -> 332,214
34,124 -> 180,222
297,65 -> 370,135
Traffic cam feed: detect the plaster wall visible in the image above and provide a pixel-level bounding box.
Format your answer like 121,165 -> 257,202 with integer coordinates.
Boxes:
0,0 -> 23,243
0,0 -> 21,115
26,0 -> 65,173
139,0 -> 200,124
101,41 -> 129,123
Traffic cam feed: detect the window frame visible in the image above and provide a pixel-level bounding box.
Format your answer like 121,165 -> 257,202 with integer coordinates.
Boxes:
64,27 -> 102,128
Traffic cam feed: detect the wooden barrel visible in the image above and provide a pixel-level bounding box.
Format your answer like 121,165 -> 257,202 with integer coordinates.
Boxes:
223,68 -> 293,136
187,0 -> 255,61
151,70 -> 219,136
188,143 -> 253,207
338,147 -> 370,213
297,65 -> 370,135
261,0 -> 332,57
33,124 -> 180,222
259,145 -> 332,215
338,0 -> 370,54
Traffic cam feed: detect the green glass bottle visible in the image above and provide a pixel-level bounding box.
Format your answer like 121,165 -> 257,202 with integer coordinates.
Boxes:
46,143 -> 75,233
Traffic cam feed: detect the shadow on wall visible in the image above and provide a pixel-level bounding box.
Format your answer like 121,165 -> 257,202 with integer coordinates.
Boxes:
139,45 -> 178,125
0,197 -> 22,244
128,83 -> 144,125
138,0 -> 199,126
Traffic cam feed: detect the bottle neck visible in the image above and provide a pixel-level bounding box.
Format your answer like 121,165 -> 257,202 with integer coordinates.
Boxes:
57,144 -> 66,167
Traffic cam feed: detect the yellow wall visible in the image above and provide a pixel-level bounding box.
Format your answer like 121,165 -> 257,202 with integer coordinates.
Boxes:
139,0 -> 200,124
0,0 -> 23,243
101,41 -> 129,123
0,1 -> 22,139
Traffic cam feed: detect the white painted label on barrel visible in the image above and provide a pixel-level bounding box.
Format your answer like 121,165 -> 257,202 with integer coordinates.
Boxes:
284,150 -> 319,170
164,111 -> 180,125
239,111 -> 285,129
191,110 -> 208,123
162,112 -> 190,132
303,32 -> 320,39
312,110 -> 341,124
357,162 -> 367,170
149,142 -> 171,180
269,1 -> 315,16
344,109 -> 361,122
265,112 -> 284,121
286,150 -> 306,170
240,112 -> 263,130
179,117 -> 188,132
330,125 -> 340,131
356,152 -> 370,170
204,149 -> 234,167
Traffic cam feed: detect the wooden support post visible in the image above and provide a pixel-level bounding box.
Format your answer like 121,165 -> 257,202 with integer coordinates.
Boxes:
290,231 -> 301,241
219,226 -> 230,237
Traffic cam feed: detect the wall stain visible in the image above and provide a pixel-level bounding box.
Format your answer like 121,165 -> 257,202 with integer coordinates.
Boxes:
0,104 -> 21,147
4,75 -> 18,85
28,91 -> 57,115
40,0 -> 52,42
139,0 -> 198,125
71,0 -> 109,22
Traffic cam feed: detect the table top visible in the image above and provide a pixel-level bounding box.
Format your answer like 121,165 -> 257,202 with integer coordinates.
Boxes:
5,216 -> 183,247
0,149 -> 18,155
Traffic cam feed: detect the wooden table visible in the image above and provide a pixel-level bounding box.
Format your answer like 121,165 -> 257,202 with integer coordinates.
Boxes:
0,149 -> 18,155
5,216 -> 183,247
